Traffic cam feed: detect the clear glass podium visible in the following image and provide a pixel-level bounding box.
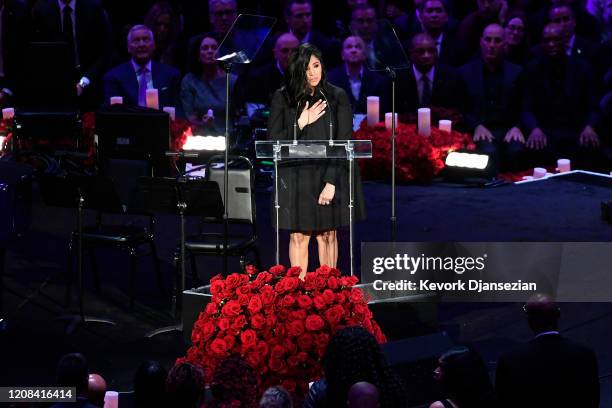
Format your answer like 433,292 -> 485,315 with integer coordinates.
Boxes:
255,139 -> 372,276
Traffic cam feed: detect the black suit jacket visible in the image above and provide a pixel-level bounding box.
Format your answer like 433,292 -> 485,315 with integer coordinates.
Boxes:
521,56 -> 599,133
326,65 -> 390,115
0,0 -> 30,97
396,63 -> 467,115
496,334 -> 599,408
309,30 -> 342,69
103,61 -> 181,109
459,58 -> 522,132
244,62 -> 285,105
31,0 -> 113,81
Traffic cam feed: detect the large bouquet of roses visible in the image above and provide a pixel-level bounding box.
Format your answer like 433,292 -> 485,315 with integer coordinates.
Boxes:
179,265 -> 386,400
354,118 -> 475,183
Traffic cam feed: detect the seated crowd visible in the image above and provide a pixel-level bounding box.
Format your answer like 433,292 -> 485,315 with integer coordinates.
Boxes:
49,294 -> 600,407
1,0 -> 611,170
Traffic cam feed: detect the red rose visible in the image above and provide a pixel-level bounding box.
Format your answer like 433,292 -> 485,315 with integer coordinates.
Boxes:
287,266 -> 302,277
288,310 -> 307,322
251,313 -> 265,329
313,296 -> 326,310
225,273 -> 243,290
237,294 -> 249,306
210,338 -> 229,357
218,318 -> 230,331
303,273 -> 317,291
246,351 -> 261,368
269,265 -> 286,276
350,288 -> 364,303
335,292 -> 347,304
287,320 -> 305,337
296,294 -> 313,309
327,276 -> 339,290
200,321 -> 216,340
236,285 -> 251,295
322,289 -> 335,304
255,271 -> 273,284
328,305 -> 346,326
240,329 -> 257,350
297,333 -> 313,350
280,277 -> 300,292
266,315 -> 277,328
305,315 -> 325,331
281,380 -> 297,393
269,358 -> 286,373
287,355 -> 299,368
281,294 -> 296,308
205,302 -> 218,316
260,287 -> 276,305
247,295 -> 263,314
314,276 -> 327,289
221,300 -> 241,317
271,344 -> 286,359
245,264 -> 258,275
224,334 -> 236,351
316,265 -> 331,276
231,314 -> 246,330
210,279 -> 225,296
314,333 -> 330,350
256,341 -> 270,357
297,351 -> 309,363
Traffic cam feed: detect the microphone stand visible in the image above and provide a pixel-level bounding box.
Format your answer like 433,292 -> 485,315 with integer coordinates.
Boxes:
385,66 -> 397,242
220,61 -> 232,275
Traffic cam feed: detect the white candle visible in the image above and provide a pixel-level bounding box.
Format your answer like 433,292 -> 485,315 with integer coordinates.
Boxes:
163,106 -> 176,121
439,119 -> 452,133
2,107 -> 15,120
146,89 -> 159,109
103,391 -> 118,408
384,112 -> 397,130
110,96 -> 123,105
366,96 -> 379,126
533,167 -> 547,179
557,158 -> 570,173
418,108 -> 431,137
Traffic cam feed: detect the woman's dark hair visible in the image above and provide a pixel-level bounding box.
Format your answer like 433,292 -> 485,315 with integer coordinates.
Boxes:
133,360 -> 167,408
322,326 -> 406,408
285,43 -> 328,106
166,362 -> 206,408
438,346 -> 495,407
187,34 -> 221,74
208,355 -> 259,408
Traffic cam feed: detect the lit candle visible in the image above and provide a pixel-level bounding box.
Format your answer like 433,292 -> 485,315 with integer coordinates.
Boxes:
2,107 -> 15,120
146,89 -> 159,109
557,158 -> 570,173
384,112 -> 397,130
533,167 -> 546,179
439,119 -> 452,133
418,108 -> 431,137
103,391 -> 118,408
110,96 -> 123,105
366,96 -> 379,126
163,106 -> 176,121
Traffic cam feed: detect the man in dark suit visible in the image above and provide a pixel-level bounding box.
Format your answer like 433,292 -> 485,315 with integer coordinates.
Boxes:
284,0 -> 341,68
327,35 -> 389,115
31,0 -> 113,108
244,32 -> 299,114
104,25 -> 180,109
396,33 -> 466,117
405,0 -> 464,67
522,23 -> 601,167
496,293 -> 600,408
0,0 -> 29,108
460,23 -> 524,170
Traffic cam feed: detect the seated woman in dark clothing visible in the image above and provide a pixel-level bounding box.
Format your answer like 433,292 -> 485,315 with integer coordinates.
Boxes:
503,12 -> 530,66
430,347 -> 496,408
304,326 -> 406,408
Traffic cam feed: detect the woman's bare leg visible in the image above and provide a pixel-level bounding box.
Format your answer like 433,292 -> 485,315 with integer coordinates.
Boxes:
316,230 -> 338,268
289,231 -> 311,277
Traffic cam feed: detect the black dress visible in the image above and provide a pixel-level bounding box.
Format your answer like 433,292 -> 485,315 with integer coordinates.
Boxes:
268,83 -> 366,232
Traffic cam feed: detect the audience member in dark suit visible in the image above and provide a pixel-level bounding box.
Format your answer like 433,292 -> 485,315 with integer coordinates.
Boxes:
327,35 -> 390,115
458,0 -> 509,62
207,0 -> 237,42
405,0 -> 465,67
349,3 -> 382,69
0,0 -> 29,108
104,25 -> 181,109
527,0 -> 601,45
31,0 -> 113,107
243,32 -> 299,114
521,23 -> 602,167
460,23 -> 524,170
503,11 -> 531,66
496,293 -> 600,408
396,33 -> 467,117
50,353 -> 98,408
549,4 -> 600,67
284,0 -> 341,68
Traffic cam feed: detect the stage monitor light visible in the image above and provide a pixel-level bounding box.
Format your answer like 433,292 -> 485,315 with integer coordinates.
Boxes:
445,151 -> 489,169
182,135 -> 226,151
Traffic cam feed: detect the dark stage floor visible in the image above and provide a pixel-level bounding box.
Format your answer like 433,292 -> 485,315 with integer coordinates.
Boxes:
1,175 -> 612,406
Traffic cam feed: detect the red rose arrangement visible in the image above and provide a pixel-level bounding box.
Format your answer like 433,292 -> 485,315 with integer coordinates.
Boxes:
179,265 -> 386,401
354,115 -> 475,183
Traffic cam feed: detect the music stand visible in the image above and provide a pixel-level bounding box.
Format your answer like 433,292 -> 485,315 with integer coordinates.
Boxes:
138,177 -> 223,338
38,174 -> 118,334
216,14 -> 275,274
353,20 -> 410,241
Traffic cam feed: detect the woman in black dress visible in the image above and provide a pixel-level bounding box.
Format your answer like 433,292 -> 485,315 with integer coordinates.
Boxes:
268,43 -> 364,276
